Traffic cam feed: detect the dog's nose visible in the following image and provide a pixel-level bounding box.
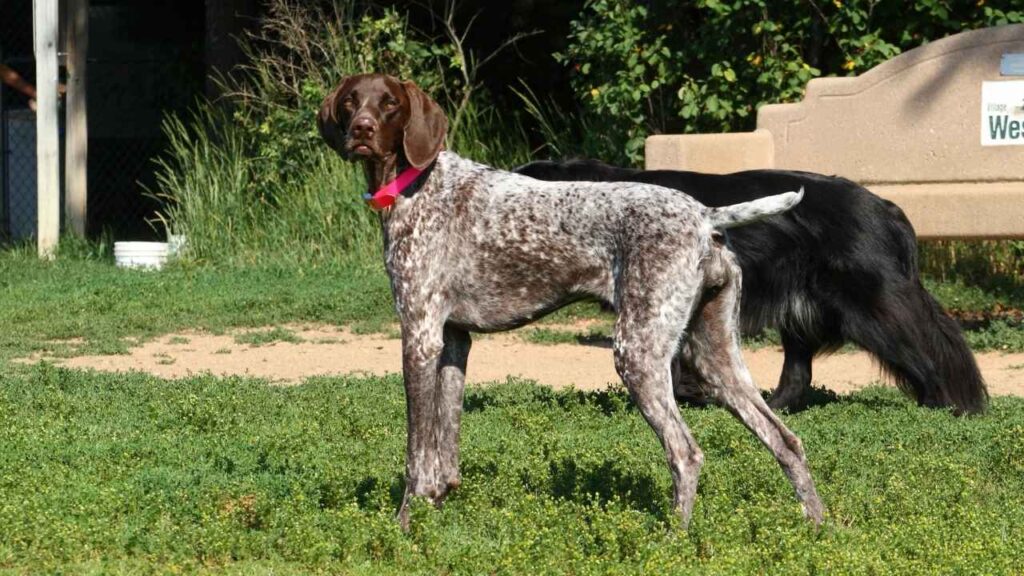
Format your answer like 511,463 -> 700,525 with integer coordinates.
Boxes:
351,116 -> 377,139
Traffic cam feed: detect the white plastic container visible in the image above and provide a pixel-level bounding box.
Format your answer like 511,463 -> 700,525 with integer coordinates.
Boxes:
114,241 -> 169,270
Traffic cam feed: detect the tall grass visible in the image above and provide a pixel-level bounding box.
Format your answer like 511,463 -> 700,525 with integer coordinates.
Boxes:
920,240 -> 1024,298
152,107 -> 380,267
446,97 -> 532,169
150,0 -> 1021,290
151,0 -> 532,268
515,83 -> 635,167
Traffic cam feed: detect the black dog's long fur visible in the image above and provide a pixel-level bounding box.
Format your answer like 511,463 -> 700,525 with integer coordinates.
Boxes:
514,159 -> 988,415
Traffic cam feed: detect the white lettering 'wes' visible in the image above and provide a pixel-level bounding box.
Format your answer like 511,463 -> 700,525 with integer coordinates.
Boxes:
981,81 -> 1024,147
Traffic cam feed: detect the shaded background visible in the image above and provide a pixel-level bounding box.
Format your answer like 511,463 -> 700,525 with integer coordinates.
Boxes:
0,0 -> 584,241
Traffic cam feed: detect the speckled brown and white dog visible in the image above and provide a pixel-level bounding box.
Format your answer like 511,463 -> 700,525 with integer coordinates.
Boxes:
317,73 -> 825,530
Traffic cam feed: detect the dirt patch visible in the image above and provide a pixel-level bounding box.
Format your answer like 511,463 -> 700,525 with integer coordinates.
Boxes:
28,324 -> 1024,396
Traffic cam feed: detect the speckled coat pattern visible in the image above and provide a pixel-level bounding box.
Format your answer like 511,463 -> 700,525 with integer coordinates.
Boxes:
317,74 -> 824,530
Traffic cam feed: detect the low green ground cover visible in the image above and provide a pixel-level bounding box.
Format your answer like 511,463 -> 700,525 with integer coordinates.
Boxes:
0,365 -> 1022,574
3,2 -> 1020,570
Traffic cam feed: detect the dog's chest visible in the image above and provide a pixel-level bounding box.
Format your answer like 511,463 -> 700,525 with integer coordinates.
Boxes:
382,211 -> 449,308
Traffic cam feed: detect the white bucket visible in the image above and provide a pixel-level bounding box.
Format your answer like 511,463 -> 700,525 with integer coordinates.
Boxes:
114,241 -> 169,270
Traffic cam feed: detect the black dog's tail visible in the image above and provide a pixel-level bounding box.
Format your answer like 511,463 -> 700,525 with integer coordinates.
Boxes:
847,203 -> 987,416
908,285 -> 988,415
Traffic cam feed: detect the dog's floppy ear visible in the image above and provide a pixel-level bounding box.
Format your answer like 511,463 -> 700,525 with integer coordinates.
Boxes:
318,76 -> 357,155
401,81 -> 447,169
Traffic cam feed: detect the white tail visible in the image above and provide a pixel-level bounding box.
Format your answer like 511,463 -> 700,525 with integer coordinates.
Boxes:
708,187 -> 805,230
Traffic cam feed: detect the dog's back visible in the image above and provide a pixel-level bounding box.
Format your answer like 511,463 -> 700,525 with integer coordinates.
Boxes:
515,159 -> 915,328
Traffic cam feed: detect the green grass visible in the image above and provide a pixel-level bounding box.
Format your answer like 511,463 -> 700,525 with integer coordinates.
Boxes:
0,250 -> 392,363
923,276 -> 1023,315
235,327 -> 305,347
963,320 -> 1024,353
1,249 -> 1022,366
0,244 -> 1021,573
521,326 -> 613,346
920,240 -> 1024,298
153,108 -> 385,268
1,364 -> 1022,574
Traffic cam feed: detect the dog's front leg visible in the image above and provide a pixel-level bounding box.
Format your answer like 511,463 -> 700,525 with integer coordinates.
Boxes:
397,318 -> 445,531
435,325 -> 471,502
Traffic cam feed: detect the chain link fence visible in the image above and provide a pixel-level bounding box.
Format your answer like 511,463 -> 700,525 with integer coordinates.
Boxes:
1,0 -> 41,242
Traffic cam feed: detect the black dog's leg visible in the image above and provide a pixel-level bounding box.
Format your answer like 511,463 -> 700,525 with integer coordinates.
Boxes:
767,330 -> 816,411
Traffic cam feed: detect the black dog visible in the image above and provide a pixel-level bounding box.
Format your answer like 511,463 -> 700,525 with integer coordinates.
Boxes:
515,159 -> 987,415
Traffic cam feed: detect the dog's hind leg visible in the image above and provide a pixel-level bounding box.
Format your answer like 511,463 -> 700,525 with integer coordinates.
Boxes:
615,349 -> 705,527
613,262 -> 706,528
683,247 -> 824,524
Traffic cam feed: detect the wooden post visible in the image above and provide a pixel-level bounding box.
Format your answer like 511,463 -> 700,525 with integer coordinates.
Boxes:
65,0 -> 88,237
33,0 -> 61,257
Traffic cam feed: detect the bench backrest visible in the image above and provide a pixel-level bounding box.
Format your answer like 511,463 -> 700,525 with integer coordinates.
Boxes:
646,24 -> 1024,239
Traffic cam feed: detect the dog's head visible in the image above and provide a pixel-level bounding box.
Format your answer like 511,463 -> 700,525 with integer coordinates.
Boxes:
318,74 -> 447,170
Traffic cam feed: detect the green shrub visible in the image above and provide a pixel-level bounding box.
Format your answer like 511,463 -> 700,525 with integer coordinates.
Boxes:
555,0 -> 1024,164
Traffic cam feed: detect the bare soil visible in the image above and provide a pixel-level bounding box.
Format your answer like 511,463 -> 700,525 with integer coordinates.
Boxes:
23,323 -> 1024,397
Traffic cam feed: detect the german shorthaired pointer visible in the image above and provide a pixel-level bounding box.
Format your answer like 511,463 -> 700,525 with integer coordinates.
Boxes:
515,159 -> 988,415
318,73 -> 825,529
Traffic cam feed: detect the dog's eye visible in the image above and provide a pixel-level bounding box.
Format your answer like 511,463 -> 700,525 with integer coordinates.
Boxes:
341,95 -> 356,109
381,97 -> 399,111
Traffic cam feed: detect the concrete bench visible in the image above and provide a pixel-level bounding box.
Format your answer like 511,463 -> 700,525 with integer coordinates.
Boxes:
646,24 -> 1024,239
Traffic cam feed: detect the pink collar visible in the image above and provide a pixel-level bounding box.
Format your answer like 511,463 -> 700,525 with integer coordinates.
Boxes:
364,166 -> 423,211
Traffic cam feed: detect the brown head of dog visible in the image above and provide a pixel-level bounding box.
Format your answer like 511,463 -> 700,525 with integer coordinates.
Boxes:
317,74 -> 447,190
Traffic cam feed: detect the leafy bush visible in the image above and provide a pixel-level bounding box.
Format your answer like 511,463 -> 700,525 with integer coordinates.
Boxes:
555,0 -> 1024,164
